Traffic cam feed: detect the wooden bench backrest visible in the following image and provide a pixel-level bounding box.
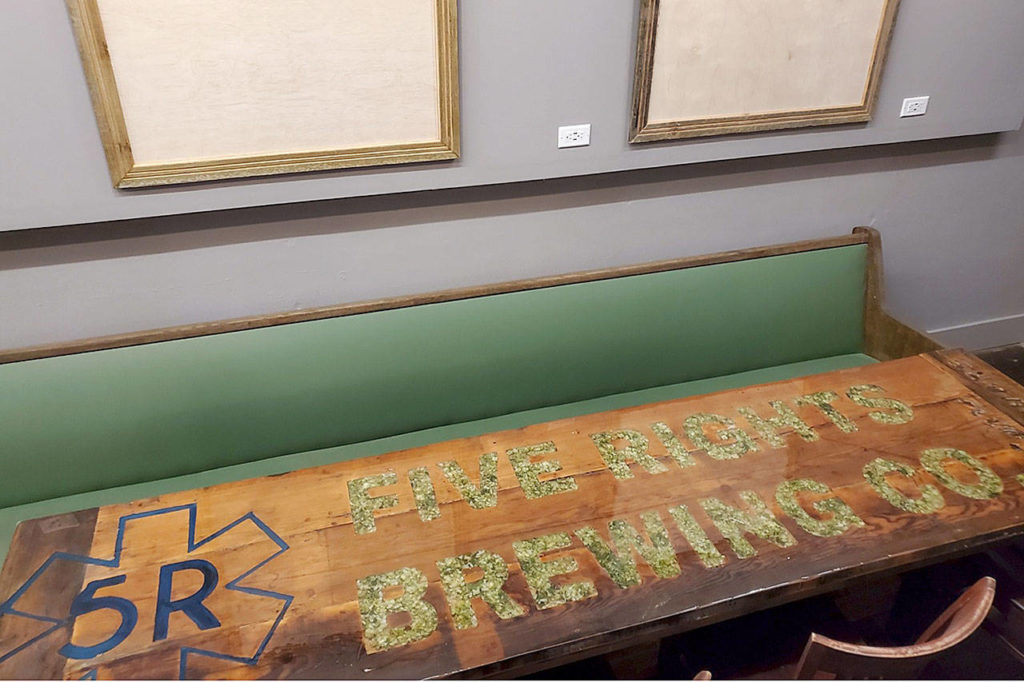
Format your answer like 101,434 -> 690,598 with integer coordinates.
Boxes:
0,228 -> 935,507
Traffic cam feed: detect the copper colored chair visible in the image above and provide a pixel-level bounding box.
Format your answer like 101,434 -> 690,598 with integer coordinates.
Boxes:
793,576 -> 996,679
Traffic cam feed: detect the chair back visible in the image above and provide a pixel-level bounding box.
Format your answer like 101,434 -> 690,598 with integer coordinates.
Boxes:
794,576 -> 995,679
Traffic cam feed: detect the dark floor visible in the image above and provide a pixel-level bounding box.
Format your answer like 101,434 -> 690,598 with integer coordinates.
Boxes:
523,344 -> 1024,680
978,343 -> 1024,386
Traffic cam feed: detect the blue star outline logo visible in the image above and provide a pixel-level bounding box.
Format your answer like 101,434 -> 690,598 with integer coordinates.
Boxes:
0,503 -> 293,679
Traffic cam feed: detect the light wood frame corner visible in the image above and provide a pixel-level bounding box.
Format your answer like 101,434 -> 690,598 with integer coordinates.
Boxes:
629,0 -> 901,144
66,0 -> 461,189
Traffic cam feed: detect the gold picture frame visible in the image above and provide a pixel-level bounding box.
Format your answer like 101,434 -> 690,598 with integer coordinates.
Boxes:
630,0 -> 900,143
66,0 -> 460,188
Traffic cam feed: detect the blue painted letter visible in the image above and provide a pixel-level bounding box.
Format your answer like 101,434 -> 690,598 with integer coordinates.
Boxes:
60,575 -> 138,659
153,559 -> 221,641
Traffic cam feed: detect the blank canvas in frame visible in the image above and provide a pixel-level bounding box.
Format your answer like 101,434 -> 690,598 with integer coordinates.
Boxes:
631,0 -> 900,142
67,0 -> 460,188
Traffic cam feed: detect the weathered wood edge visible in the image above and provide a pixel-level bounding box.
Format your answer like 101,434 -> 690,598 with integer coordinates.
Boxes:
627,0 -> 660,142
927,349 -> 1024,429
855,226 -> 943,360
451,525 -> 1024,680
0,232 -> 867,365
0,509 -> 98,680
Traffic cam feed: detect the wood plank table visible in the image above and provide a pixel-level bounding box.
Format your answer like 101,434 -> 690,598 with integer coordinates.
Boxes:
2,350 -> 1024,680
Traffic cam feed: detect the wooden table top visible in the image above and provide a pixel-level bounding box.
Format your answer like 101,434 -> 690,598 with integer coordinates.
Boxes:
2,349 -> 1024,680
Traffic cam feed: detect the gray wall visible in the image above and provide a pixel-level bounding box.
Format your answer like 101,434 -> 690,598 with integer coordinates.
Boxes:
2,0 -> 1023,230
2,130 -> 1022,352
0,1 -> 1022,353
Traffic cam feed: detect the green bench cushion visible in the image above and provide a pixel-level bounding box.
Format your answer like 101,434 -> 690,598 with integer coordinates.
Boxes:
0,352 -> 875,566
0,244 -> 866,507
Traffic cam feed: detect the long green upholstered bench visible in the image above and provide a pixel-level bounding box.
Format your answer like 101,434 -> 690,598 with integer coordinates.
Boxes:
0,227 -> 938,565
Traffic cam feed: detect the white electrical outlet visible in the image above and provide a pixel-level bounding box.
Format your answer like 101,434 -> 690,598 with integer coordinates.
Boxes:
558,124 -> 591,149
900,96 -> 929,118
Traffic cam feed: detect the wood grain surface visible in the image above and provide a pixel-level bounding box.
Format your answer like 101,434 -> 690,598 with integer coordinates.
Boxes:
3,350 -> 1024,680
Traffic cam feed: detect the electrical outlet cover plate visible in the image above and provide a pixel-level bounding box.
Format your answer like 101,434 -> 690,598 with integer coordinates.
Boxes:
900,96 -> 930,118
558,124 -> 591,149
